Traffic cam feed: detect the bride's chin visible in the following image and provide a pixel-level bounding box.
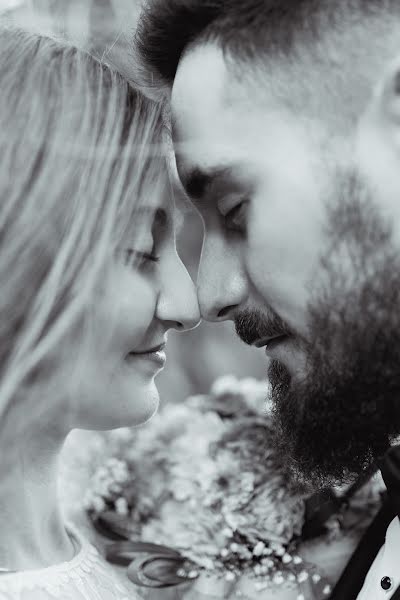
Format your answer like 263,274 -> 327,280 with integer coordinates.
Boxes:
114,384 -> 160,429
77,382 -> 160,431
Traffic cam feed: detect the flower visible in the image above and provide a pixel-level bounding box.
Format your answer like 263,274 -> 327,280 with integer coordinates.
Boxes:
211,375 -> 241,397
84,376 -> 383,598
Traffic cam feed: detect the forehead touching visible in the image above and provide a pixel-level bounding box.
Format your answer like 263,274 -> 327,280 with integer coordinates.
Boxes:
136,173 -> 186,234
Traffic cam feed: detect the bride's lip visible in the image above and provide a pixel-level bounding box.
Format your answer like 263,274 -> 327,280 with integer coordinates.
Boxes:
126,343 -> 167,369
131,342 -> 166,355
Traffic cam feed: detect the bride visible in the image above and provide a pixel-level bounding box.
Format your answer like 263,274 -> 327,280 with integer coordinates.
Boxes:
0,22 -> 199,600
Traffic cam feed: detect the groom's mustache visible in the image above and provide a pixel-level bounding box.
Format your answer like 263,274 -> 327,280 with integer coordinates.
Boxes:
234,309 -> 294,346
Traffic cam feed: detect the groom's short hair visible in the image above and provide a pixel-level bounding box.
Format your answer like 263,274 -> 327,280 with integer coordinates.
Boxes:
136,0 -> 400,88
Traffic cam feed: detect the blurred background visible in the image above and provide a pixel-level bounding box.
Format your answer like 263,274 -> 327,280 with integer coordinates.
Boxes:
0,0 -> 266,405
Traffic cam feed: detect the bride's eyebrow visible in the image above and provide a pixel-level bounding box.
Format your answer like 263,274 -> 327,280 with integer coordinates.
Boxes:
122,206 -> 167,241
133,206 -> 167,225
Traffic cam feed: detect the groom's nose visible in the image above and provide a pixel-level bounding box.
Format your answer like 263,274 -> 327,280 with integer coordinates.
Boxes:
197,235 -> 248,322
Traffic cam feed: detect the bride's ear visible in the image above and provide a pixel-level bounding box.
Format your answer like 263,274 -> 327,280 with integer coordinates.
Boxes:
375,56 -> 400,127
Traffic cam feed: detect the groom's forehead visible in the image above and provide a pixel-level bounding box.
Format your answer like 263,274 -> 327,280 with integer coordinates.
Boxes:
171,25 -> 379,151
172,43 -> 335,144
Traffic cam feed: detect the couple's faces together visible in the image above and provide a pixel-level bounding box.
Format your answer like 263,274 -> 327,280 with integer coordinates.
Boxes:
169,43 -> 400,486
73,37 -> 400,486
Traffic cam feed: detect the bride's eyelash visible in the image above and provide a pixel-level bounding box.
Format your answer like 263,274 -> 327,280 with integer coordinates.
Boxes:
119,207 -> 168,270
138,251 -> 160,264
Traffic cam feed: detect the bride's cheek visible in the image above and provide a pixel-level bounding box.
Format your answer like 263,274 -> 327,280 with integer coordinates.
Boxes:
101,272 -> 158,354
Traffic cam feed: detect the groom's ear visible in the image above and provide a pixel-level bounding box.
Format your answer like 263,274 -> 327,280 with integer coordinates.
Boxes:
358,56 -> 400,144
355,56 -> 400,203
375,57 -> 400,128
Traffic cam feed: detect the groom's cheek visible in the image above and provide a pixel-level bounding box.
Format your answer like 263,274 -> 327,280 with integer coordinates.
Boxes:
245,180 -> 328,342
197,232 -> 247,322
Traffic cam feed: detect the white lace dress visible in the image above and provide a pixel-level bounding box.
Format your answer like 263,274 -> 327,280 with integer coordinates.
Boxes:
0,524 -> 141,600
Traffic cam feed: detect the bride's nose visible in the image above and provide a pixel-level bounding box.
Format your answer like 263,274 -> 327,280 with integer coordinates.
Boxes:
156,252 -> 200,331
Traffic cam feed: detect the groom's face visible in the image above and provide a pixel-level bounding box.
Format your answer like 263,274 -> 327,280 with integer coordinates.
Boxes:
172,44 -> 400,484
173,47 -> 327,338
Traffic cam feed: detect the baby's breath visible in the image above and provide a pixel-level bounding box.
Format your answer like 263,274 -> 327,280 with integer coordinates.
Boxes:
84,375 -> 382,597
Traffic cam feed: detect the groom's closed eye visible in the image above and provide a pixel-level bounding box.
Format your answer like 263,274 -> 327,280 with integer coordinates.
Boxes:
221,200 -> 249,234
181,165 -> 240,202
181,161 -> 248,192
179,162 -> 252,236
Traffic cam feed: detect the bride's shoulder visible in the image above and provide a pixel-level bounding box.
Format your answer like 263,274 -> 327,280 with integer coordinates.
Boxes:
0,524 -> 141,600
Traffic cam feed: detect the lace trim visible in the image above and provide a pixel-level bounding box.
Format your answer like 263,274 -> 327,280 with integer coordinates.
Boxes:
0,523 -> 102,592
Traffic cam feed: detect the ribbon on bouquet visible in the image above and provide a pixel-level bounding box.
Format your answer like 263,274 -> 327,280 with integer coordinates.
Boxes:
93,511 -> 332,599
93,512 -> 199,589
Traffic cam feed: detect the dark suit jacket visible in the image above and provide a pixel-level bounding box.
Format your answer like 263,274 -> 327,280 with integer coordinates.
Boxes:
330,499 -> 398,599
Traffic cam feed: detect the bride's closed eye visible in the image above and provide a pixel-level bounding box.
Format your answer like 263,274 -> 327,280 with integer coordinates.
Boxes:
123,247 -> 160,269
119,207 -> 168,271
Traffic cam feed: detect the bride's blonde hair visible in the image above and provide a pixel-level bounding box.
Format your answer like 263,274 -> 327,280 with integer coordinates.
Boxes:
0,24 -> 164,421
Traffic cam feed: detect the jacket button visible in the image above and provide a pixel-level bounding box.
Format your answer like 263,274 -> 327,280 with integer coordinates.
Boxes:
381,576 -> 393,591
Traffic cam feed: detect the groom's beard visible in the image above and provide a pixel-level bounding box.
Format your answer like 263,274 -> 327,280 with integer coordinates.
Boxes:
269,319 -> 400,488
237,173 -> 400,487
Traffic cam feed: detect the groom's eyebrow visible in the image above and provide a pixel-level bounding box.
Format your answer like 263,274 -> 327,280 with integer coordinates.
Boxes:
181,165 -> 238,202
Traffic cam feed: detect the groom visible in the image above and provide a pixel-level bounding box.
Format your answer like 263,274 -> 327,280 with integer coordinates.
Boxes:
136,2 -> 400,598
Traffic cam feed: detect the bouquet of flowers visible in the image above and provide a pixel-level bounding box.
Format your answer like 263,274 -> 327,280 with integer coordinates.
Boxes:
84,376 -> 385,600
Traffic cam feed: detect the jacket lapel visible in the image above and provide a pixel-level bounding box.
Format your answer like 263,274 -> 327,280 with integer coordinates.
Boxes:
330,499 -> 396,600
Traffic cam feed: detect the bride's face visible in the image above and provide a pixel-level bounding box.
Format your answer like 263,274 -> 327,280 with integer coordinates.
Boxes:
64,185 -> 200,431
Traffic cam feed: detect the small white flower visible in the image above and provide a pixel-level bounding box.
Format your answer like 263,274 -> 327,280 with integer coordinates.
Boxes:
273,573 -> 285,585
297,570 -> 309,583
109,483 -> 122,494
211,375 -> 239,397
262,558 -> 274,569
111,428 -> 132,442
187,570 -> 199,579
222,527 -> 234,538
91,496 -> 106,513
254,581 -> 269,591
96,467 -> 108,480
282,553 -> 292,564
114,470 -> 129,484
115,497 -> 129,516
83,500 -> 94,512
253,541 -> 265,556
